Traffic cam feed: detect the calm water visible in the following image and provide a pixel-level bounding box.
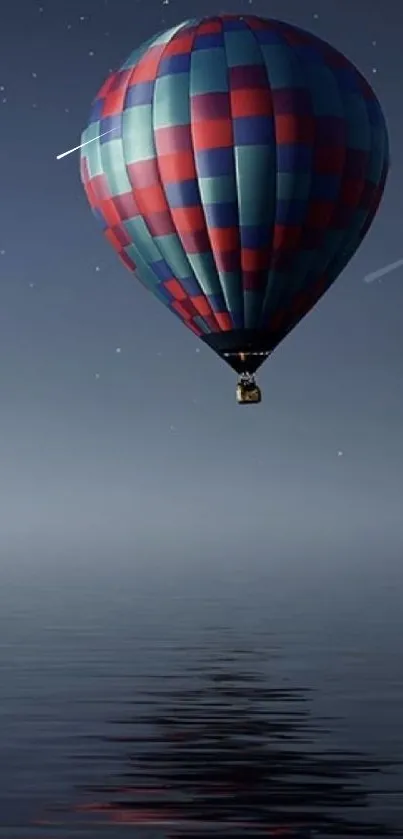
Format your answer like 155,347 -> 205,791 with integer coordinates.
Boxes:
0,553 -> 402,838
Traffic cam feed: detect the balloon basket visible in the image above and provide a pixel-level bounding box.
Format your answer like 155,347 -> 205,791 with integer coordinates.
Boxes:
236,375 -> 262,405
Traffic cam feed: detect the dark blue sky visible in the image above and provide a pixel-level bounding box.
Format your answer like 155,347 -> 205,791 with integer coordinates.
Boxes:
1,0 -> 402,567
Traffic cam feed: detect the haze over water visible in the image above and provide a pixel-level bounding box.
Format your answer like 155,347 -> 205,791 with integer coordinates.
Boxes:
0,549 -> 402,838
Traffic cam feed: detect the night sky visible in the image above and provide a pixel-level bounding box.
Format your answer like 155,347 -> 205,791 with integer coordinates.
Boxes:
1,0 -> 403,570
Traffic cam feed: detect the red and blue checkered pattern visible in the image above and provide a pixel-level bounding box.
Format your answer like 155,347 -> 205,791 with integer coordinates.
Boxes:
80,14 -> 389,348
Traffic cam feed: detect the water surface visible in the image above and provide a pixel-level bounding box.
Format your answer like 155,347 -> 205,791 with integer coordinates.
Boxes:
0,553 -> 402,837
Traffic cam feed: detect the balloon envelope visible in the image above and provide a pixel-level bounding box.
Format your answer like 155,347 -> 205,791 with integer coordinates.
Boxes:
80,15 -> 389,374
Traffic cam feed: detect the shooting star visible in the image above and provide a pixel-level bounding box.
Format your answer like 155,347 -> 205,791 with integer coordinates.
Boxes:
363,258 -> 403,284
56,128 -> 117,160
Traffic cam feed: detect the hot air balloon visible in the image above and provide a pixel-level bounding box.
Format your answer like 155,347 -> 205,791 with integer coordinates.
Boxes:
80,14 -> 389,405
